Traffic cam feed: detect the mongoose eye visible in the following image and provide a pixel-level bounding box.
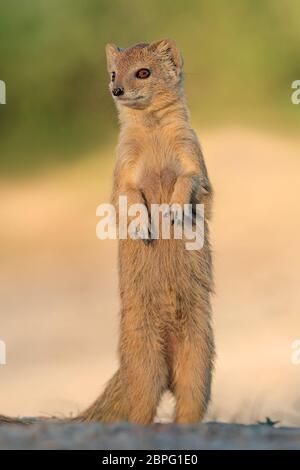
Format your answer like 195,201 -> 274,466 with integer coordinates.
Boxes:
111,71 -> 116,82
136,68 -> 151,79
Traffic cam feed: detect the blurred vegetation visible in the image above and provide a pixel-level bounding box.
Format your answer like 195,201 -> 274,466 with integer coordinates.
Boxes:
0,0 -> 299,175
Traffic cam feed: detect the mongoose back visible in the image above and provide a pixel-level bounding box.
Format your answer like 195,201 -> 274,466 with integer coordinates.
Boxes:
0,39 -> 214,426
80,38 -> 215,424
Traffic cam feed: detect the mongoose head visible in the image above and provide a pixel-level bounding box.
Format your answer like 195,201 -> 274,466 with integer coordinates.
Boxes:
105,39 -> 183,110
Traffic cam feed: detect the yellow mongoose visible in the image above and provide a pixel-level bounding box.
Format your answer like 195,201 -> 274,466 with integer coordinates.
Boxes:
80,39 -> 215,424
0,39 -> 214,425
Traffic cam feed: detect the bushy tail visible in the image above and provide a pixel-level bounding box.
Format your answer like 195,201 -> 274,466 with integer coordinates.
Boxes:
0,415 -> 35,425
77,369 -> 127,423
0,370 -> 126,425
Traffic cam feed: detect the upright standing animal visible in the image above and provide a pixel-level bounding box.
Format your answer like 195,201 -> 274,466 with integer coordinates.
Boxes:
0,39 -> 214,426
80,39 -> 215,424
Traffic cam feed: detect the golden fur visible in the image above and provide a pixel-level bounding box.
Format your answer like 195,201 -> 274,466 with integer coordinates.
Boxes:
0,39 -> 214,426
80,39 -> 215,424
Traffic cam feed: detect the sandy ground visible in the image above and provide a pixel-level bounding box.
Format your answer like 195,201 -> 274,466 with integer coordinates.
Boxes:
1,422 -> 300,450
0,127 -> 300,426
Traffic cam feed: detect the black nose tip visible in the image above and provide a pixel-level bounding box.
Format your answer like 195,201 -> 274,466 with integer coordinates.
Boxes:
112,87 -> 124,97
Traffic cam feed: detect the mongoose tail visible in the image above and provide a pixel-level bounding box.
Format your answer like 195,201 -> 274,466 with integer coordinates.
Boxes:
0,371 -> 126,425
77,370 -> 127,422
0,415 -> 35,425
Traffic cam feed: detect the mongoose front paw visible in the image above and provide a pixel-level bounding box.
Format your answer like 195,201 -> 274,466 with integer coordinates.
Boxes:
163,204 -> 184,226
128,223 -> 153,245
142,238 -> 153,246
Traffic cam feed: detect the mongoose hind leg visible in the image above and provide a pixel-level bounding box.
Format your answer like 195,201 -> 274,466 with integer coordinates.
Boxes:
171,311 -> 215,424
119,307 -> 169,424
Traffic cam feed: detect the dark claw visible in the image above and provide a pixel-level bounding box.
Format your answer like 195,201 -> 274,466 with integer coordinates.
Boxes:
142,227 -> 154,245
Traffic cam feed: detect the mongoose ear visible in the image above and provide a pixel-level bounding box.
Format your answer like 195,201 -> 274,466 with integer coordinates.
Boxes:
105,43 -> 121,69
148,39 -> 183,74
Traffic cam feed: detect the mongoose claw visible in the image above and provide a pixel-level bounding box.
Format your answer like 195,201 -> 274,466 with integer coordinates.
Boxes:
142,237 -> 153,246
140,226 -> 154,245
128,224 -> 153,245
163,204 -> 184,226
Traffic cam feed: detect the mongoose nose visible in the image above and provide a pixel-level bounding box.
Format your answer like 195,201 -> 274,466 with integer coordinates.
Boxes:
112,87 -> 124,97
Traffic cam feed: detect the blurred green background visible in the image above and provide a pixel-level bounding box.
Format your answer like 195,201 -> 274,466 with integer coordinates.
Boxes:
0,0 -> 299,175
